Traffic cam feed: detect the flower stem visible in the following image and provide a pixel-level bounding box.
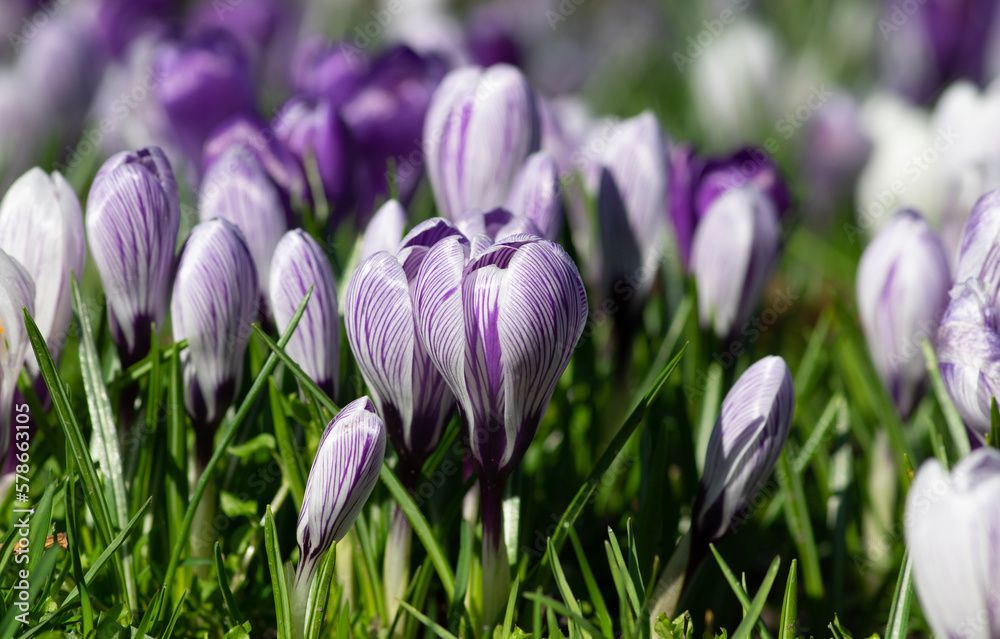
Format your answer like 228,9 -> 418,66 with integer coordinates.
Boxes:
647,530 -> 692,625
480,478 -> 510,629
383,504 -> 413,631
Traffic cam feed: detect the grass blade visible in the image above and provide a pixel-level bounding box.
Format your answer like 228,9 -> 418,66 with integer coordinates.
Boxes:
779,559 -> 797,639
707,544 -> 774,639
264,506 -> 293,639
215,541 -> 244,626
777,451 -> 824,598
922,339 -> 971,457
398,600 -> 460,639
730,555 -> 781,639
548,539 -> 585,639
884,552 -> 913,639
522,592 -> 605,639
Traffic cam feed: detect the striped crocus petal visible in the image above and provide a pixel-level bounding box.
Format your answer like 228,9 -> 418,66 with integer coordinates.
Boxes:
906,449 -> 1000,639
0,168 -> 84,371
690,186 -> 781,338
359,199 -> 407,263
269,230 -> 340,398
86,146 -> 181,366
694,356 -> 793,542
955,189 -> 1000,302
171,219 -> 259,429
936,278 -> 1000,440
199,146 -> 288,300
296,396 -> 386,570
455,208 -> 541,242
414,234 -> 587,481
423,64 -> 540,221
0,250 -> 34,459
856,210 -> 952,418
505,151 -> 562,240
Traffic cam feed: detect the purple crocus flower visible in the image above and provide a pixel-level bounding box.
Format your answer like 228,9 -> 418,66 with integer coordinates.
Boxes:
345,218 -> 465,487
423,63 -> 541,221
171,219 -> 259,445
273,97 -> 353,218
341,45 -> 447,218
803,94 -> 872,219
455,207 -> 541,242
0,168 -> 84,373
954,190 -> 1000,301
86,146 -> 180,366
413,233 -> 588,623
694,355 -> 793,543
857,211 -> 951,418
155,28 -> 257,167
465,10 -> 522,68
0,251 -> 34,465
291,36 -> 369,107
505,151 -> 561,240
199,146 -> 289,301
905,448 -> 1000,639
690,186 -> 782,338
269,230 -> 340,398
93,0 -> 173,58
292,396 -> 385,633
936,278 -> 1000,441
188,0 -> 298,66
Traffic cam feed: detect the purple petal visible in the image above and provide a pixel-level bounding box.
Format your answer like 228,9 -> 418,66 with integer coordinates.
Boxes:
456,207 -> 541,242
505,151 -> 562,240
0,250 -> 34,459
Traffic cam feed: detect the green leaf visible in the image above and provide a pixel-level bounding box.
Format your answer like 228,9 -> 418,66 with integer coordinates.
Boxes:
991,397 -> 1000,450
923,339 -> 971,457
223,622 -> 253,639
730,555 -> 781,639
779,559 -> 797,639
160,589 -> 188,639
568,528 -> 613,639
398,600 -> 460,639
66,473 -> 94,635
502,576 -> 521,638
264,506 -> 293,639
0,547 -> 59,639
776,451 -> 823,598
215,542 -> 244,626
166,344 -> 189,608
447,522 -> 473,635
548,539 -> 585,639
251,324 -> 339,415
269,380 -> 306,508
534,344 -> 686,583
522,592 -> 604,639
304,551 -> 336,639
228,433 -> 276,459
707,544 -> 774,639
884,552 -> 913,639
654,612 -> 693,639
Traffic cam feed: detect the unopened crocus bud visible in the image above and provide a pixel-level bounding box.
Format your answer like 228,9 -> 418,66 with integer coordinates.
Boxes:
359,199 -> 407,263
857,211 -> 951,418
424,64 -> 541,221
155,29 -> 256,166
954,190 -> 1000,301
273,97 -> 352,218
414,233 -> 587,624
936,279 -> 1000,441
292,36 -> 368,107
87,146 -> 180,366
505,151 -> 561,240
199,146 -> 288,301
0,251 -> 34,463
0,168 -> 84,372
171,219 -> 259,448
690,186 -> 782,338
269,230 -> 340,398
693,356 -> 793,543
905,448 -> 1000,638
455,207 -> 541,242
292,396 -> 385,633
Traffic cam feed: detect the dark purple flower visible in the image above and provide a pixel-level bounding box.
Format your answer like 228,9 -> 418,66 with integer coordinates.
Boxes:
155,28 -> 257,167
455,207 -> 541,242
505,151 -> 561,240
86,146 -> 180,366
292,36 -> 369,106
188,0 -> 298,65
465,11 -> 522,68
93,0 -> 174,59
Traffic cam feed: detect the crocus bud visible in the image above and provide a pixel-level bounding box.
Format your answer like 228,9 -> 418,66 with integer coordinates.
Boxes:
171,219 -> 259,441
954,190 -> 1000,302
414,233 -> 587,624
359,199 -> 407,263
155,29 -> 257,166
293,396 -> 385,627
936,279 -> 1000,440
269,230 -> 340,398
0,168 -> 85,372
905,448 -> 1000,638
346,218 -> 465,486
199,146 -> 289,301
693,356 -> 793,543
87,146 -> 181,366
292,37 -> 368,107
423,64 -> 541,221
455,208 -> 541,242
690,186 -> 782,338
857,211 -> 951,418
505,151 -> 561,240
0,251 -> 34,462
274,96 -> 352,217
668,144 -> 707,268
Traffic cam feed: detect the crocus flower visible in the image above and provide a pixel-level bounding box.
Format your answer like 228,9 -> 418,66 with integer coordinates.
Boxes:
292,396 -> 385,635
803,94 -> 872,220
155,29 -> 257,166
359,199 -> 407,263
171,219 -> 259,448
690,186 -> 782,338
693,355 -> 794,543
414,233 -> 588,624
936,278 -> 1000,440
465,10 -> 522,68
0,168 -> 85,372
505,151 -> 561,240
269,230 -> 340,398
0,251 -> 34,464
857,211 -> 951,418
199,146 -> 288,301
273,97 -> 353,218
291,36 -> 368,107
423,64 -> 540,221
86,146 -> 180,366
93,0 -> 173,58
954,190 -> 1000,301
905,448 -> 1000,638
455,208 -> 541,242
